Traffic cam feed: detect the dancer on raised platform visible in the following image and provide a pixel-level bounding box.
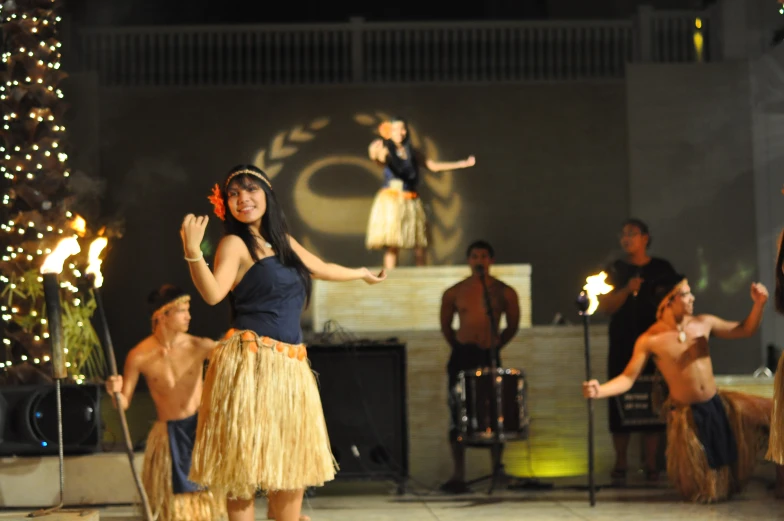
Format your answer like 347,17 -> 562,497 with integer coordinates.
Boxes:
438,240 -> 520,494
180,165 -> 386,521
105,284 -> 226,521
583,274 -> 784,503
367,117 -> 476,270
598,218 -> 679,484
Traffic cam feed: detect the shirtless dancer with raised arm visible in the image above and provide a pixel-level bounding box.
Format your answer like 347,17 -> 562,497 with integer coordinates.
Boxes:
584,274 -> 784,502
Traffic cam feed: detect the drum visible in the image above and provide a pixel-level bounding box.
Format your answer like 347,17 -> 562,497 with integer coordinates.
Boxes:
456,367 -> 529,445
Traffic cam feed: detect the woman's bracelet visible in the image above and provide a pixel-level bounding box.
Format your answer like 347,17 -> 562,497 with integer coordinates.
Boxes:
184,252 -> 204,262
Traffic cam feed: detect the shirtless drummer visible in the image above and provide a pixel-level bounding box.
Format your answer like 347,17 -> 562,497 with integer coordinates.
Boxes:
438,240 -> 521,493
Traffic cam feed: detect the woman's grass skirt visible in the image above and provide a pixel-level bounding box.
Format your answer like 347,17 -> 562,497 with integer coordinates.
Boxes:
365,182 -> 427,250
190,330 -> 337,499
766,353 -> 784,464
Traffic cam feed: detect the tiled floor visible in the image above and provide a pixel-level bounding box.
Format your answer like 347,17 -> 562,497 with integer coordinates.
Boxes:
87,478 -> 784,521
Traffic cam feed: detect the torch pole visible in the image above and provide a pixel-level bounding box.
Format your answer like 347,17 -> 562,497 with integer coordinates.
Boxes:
29,274 -> 67,517
86,274 -> 154,521
582,311 -> 596,507
577,291 -> 596,507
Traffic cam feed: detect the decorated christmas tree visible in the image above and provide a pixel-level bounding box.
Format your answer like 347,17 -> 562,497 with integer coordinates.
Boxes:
0,0 -> 110,384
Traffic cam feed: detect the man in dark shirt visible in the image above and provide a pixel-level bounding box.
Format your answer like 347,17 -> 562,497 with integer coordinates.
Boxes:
598,218 -> 678,484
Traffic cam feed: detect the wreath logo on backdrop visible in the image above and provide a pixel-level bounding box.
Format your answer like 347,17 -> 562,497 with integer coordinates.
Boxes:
252,112 -> 462,263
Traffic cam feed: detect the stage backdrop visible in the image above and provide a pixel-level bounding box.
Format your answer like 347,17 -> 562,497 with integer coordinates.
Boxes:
63,80 -> 630,363
62,72 -> 761,375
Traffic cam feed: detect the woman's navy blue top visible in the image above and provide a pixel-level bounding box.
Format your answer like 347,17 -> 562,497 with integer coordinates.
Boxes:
229,256 -> 305,345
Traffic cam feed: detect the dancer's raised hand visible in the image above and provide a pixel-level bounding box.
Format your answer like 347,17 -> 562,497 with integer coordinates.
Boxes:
181,214 -> 209,258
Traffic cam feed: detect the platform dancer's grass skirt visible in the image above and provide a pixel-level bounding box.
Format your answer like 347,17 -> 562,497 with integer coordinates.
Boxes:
365,179 -> 427,250
666,390 -> 770,503
143,421 -> 226,521
766,353 -> 784,464
189,329 -> 337,499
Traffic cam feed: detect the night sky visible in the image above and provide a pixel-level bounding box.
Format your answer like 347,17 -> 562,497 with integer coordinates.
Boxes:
65,0 -> 551,26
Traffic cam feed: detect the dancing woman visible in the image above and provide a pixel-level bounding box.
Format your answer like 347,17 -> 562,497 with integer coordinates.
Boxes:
366,117 -> 475,270
767,228 -> 784,467
180,165 -> 386,521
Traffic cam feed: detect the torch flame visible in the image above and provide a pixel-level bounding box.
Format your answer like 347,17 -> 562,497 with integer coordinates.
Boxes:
85,237 -> 108,288
40,236 -> 81,275
70,214 -> 86,237
583,271 -> 614,315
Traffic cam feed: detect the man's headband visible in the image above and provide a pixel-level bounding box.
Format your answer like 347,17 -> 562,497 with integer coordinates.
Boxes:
152,294 -> 190,319
151,294 -> 190,331
656,278 -> 688,319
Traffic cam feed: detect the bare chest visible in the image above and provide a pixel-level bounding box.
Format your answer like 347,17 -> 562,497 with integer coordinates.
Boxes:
455,284 -> 505,315
653,331 -> 711,368
142,354 -> 203,392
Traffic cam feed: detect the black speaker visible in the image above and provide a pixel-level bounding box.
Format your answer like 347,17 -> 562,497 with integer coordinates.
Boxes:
0,383 -> 102,456
308,342 -> 408,487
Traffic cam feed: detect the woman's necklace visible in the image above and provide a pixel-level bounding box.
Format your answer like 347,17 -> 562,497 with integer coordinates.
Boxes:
253,234 -> 272,251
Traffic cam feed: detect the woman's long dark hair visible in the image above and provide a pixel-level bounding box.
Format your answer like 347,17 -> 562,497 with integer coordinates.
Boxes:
776,228 -> 784,314
220,165 -> 312,307
383,117 -> 418,182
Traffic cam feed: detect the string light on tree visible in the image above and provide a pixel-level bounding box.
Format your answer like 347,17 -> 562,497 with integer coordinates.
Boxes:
0,0 -> 113,382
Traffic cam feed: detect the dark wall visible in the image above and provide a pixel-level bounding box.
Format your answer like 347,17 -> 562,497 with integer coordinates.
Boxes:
65,81 -> 630,363
626,62 -> 760,373
750,46 -> 784,360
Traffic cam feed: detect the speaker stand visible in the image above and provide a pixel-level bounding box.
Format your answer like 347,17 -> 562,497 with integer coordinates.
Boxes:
507,477 -> 554,491
396,476 -> 408,495
28,379 -> 65,517
465,464 -> 554,493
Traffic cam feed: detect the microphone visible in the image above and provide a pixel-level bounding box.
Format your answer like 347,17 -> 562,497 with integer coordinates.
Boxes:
633,268 -> 641,297
476,265 -> 485,278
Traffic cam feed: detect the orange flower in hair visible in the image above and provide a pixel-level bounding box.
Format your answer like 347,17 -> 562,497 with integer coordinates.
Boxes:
378,121 -> 392,140
208,184 -> 226,221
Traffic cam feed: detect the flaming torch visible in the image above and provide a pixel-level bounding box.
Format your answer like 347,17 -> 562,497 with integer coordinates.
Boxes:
35,236 -> 81,515
576,271 -> 613,507
82,237 -> 154,521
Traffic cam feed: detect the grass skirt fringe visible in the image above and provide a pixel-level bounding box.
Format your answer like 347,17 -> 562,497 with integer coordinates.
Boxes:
365,181 -> 427,250
766,353 -> 784,463
666,390 -> 771,503
190,330 -> 337,499
143,421 -> 226,521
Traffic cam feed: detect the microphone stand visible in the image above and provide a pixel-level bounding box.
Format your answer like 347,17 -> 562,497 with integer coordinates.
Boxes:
464,266 -> 552,494
477,266 -> 504,494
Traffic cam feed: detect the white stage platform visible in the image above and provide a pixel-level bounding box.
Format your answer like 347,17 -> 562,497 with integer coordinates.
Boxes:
0,510 -> 99,520
0,264 -> 775,508
0,365 -> 771,508
0,451 -> 145,508
312,264 -> 532,332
